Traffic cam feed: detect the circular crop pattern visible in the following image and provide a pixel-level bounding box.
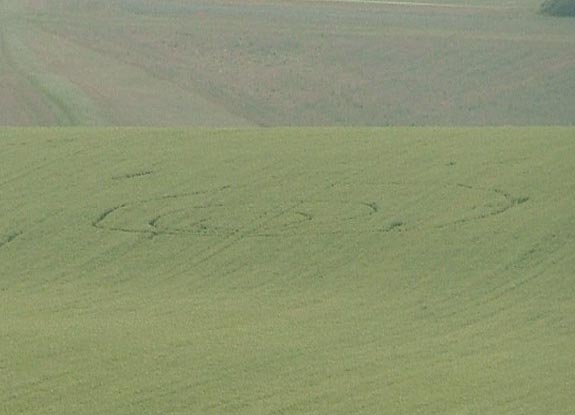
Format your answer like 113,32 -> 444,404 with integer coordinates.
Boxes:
93,182 -> 527,238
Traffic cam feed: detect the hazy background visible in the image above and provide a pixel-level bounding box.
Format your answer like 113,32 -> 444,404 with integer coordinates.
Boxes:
1,0 -> 574,126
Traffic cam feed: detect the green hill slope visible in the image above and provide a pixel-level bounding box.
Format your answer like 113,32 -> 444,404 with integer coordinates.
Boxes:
0,1 -> 253,127
1,127 -> 574,414
2,0 -> 575,126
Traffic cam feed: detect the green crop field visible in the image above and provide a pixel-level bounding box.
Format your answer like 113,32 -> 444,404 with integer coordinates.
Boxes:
1,127 -> 574,414
1,0 -> 575,126
2,0 -> 575,413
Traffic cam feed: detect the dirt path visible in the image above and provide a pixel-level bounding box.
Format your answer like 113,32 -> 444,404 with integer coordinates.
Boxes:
309,0 -> 515,11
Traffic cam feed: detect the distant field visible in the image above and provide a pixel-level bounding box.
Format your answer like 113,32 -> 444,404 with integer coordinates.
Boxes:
1,0 -> 574,126
1,127 -> 574,414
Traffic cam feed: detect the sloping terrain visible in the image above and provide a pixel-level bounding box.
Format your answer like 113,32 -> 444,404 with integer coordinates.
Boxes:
1,0 -> 574,126
0,1 -> 253,126
1,127 -> 574,414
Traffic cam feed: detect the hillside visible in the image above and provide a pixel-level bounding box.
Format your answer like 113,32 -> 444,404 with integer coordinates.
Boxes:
1,127 -> 574,414
1,0 -> 575,126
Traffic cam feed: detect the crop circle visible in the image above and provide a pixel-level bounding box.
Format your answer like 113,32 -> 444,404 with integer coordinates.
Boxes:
93,182 -> 522,237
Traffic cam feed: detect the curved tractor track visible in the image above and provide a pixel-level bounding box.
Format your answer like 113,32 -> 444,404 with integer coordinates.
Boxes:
0,18 -> 79,125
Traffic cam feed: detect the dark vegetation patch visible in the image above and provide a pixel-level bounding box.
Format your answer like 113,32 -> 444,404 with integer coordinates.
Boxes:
512,195 -> 530,206
382,220 -> 404,232
0,231 -> 22,249
112,170 -> 154,180
541,0 -> 575,16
